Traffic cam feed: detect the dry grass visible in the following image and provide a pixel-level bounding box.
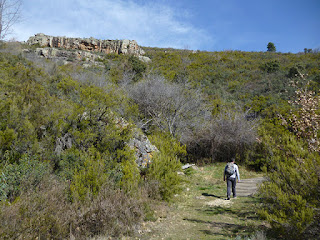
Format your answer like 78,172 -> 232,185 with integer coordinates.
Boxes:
0,175 -> 145,239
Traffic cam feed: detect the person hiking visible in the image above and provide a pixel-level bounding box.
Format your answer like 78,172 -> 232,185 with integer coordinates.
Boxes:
223,158 -> 240,200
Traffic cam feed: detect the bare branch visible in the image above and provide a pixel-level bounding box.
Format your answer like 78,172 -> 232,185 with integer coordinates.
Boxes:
0,0 -> 21,40
200,108 -> 258,161
127,74 -> 210,141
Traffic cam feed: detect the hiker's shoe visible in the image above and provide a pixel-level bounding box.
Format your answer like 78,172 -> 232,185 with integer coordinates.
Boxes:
225,197 -> 230,200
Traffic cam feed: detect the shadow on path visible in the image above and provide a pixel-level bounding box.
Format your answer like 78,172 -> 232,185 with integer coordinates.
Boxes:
184,218 -> 247,236
202,193 -> 224,199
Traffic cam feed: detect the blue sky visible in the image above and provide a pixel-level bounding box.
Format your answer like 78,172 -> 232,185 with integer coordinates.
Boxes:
11,0 -> 320,53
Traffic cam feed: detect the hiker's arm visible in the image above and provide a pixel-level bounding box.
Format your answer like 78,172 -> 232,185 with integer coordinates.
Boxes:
236,166 -> 240,182
223,166 -> 226,181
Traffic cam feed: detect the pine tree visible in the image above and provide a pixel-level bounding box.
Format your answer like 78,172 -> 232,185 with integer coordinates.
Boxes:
267,42 -> 276,52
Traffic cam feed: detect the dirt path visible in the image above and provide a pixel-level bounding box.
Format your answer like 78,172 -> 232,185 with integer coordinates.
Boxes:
133,172 -> 267,240
236,177 -> 265,197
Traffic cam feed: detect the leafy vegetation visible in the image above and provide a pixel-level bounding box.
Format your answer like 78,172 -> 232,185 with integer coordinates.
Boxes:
0,41 -> 319,239
267,42 -> 276,52
257,78 -> 320,239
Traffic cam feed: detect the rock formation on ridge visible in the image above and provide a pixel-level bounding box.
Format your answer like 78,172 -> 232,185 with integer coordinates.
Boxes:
27,33 -> 145,56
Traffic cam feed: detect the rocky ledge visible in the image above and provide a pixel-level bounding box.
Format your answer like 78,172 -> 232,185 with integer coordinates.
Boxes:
27,33 -> 145,56
23,47 -> 105,67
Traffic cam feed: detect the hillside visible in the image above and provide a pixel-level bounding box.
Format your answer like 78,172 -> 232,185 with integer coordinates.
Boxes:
0,39 -> 319,239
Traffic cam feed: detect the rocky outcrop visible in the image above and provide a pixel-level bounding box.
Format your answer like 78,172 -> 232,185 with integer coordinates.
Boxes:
115,117 -> 158,168
129,130 -> 158,168
23,47 -> 104,67
27,33 -> 145,56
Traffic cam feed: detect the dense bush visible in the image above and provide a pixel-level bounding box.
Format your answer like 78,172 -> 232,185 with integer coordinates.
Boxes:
260,60 -> 280,73
258,77 -> 320,239
0,155 -> 50,201
146,132 -> 184,200
147,152 -> 182,201
0,176 -> 144,239
258,131 -> 320,239
0,52 -> 146,238
188,108 -> 258,163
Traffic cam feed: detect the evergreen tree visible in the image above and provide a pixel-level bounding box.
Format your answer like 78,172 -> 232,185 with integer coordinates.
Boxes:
267,42 -> 276,52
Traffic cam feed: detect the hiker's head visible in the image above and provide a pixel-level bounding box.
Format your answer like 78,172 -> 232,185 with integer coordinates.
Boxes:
230,158 -> 235,163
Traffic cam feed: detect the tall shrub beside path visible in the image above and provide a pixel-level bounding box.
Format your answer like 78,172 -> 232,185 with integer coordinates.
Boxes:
259,76 -> 320,239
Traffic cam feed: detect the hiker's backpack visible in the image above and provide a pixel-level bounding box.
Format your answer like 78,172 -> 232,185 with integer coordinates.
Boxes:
225,162 -> 235,176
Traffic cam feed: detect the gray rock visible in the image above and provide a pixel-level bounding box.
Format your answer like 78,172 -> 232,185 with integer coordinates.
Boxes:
27,33 -> 145,56
128,129 -> 158,168
55,133 -> 73,154
182,163 -> 196,170
138,55 -> 151,63
195,196 -> 206,200
31,47 -> 104,67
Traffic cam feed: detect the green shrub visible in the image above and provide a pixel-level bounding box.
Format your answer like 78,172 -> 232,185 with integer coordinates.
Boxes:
128,55 -> 147,81
146,132 -> 184,200
70,150 -> 107,202
147,152 -> 182,201
261,60 -> 280,73
148,131 -> 186,160
0,155 -> 50,201
243,120 -> 282,170
258,131 -> 320,239
0,127 -> 17,153
68,145 -> 140,201
120,156 -> 140,194
57,148 -> 85,180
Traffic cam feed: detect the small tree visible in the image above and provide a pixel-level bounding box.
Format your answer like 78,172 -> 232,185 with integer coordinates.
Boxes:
0,0 -> 21,40
128,74 -> 209,142
304,48 -> 313,54
289,86 -> 320,152
267,42 -> 276,52
281,73 -> 320,152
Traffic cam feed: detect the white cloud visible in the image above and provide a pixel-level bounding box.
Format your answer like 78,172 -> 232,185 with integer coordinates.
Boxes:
11,0 -> 212,50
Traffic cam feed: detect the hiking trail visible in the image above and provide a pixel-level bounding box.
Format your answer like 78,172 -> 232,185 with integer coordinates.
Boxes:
236,177 -> 265,197
131,165 -> 267,240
